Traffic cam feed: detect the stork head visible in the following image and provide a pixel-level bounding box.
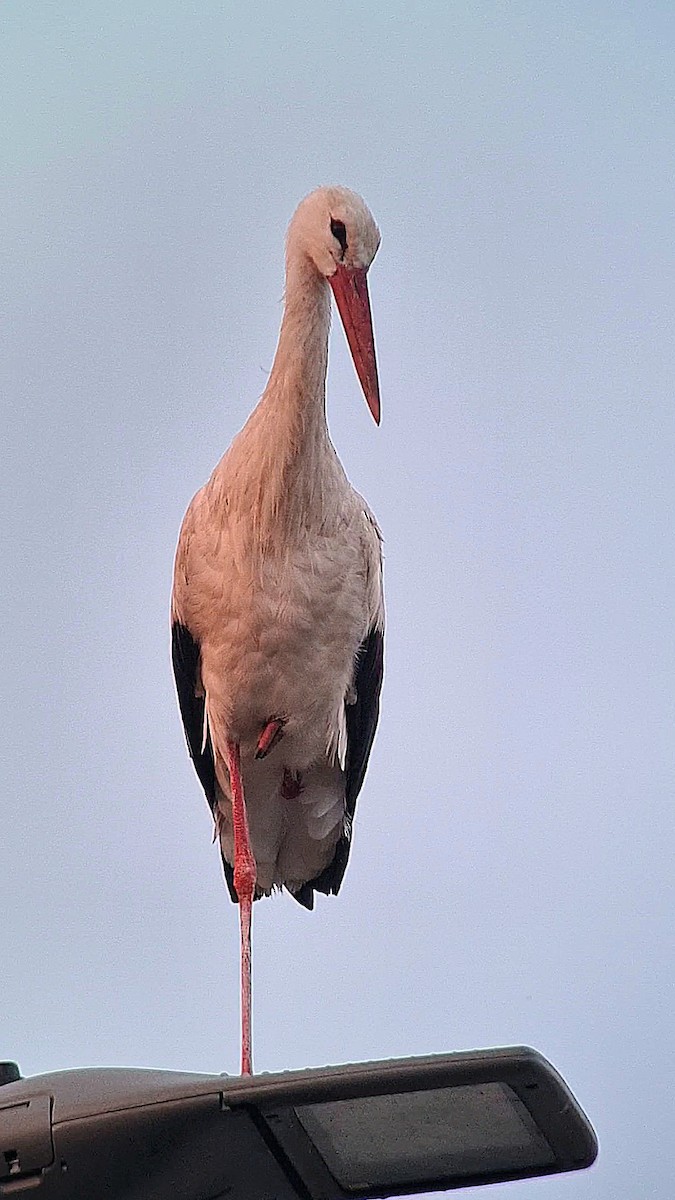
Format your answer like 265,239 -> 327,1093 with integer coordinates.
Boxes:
288,186 -> 381,424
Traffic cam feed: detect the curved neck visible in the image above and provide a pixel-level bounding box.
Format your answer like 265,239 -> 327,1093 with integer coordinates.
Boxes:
220,250 -> 334,552
267,250 -> 331,421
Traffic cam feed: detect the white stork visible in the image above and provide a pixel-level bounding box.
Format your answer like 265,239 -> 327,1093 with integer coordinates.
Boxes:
171,186 -> 384,1075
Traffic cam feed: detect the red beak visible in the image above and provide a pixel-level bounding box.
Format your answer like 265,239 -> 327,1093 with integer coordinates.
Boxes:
328,263 -> 381,424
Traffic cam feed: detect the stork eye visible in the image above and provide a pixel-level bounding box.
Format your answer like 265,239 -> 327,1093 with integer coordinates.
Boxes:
330,218 -> 348,256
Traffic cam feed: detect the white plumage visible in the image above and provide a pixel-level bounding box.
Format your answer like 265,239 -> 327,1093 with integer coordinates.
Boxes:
171,186 -> 384,1071
173,480 -> 383,895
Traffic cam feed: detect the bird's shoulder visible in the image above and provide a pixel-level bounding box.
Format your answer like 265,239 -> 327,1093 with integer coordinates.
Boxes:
352,494 -> 384,632
172,483 -> 235,623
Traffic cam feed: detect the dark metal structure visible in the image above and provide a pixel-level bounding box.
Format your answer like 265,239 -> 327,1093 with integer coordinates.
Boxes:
0,1047 -> 597,1198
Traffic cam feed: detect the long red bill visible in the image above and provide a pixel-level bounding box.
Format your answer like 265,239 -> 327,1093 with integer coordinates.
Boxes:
328,263 -> 381,424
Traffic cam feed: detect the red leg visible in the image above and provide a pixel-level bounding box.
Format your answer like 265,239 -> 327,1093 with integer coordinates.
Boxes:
225,739 -> 256,1076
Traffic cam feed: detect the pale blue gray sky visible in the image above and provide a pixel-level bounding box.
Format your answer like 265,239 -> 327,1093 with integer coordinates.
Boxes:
3,3 -> 674,1197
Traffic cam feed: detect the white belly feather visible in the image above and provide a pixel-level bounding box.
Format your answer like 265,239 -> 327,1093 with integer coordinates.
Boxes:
173,478 -> 382,894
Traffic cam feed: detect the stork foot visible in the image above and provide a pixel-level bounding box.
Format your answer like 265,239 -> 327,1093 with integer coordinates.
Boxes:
255,717 -> 285,759
281,769 -> 303,800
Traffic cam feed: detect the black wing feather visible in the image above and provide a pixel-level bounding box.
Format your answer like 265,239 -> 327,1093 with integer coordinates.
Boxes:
294,625 -> 384,909
171,621 -> 237,902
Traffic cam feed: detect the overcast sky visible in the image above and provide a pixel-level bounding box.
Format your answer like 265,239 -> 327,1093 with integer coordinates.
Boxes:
2,3 -> 674,1198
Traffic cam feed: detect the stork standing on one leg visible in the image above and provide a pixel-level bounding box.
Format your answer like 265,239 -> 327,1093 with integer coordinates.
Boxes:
171,187 -> 384,1075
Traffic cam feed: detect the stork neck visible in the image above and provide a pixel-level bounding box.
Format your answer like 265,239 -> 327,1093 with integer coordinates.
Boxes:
222,252 -> 334,553
267,251 -> 331,424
